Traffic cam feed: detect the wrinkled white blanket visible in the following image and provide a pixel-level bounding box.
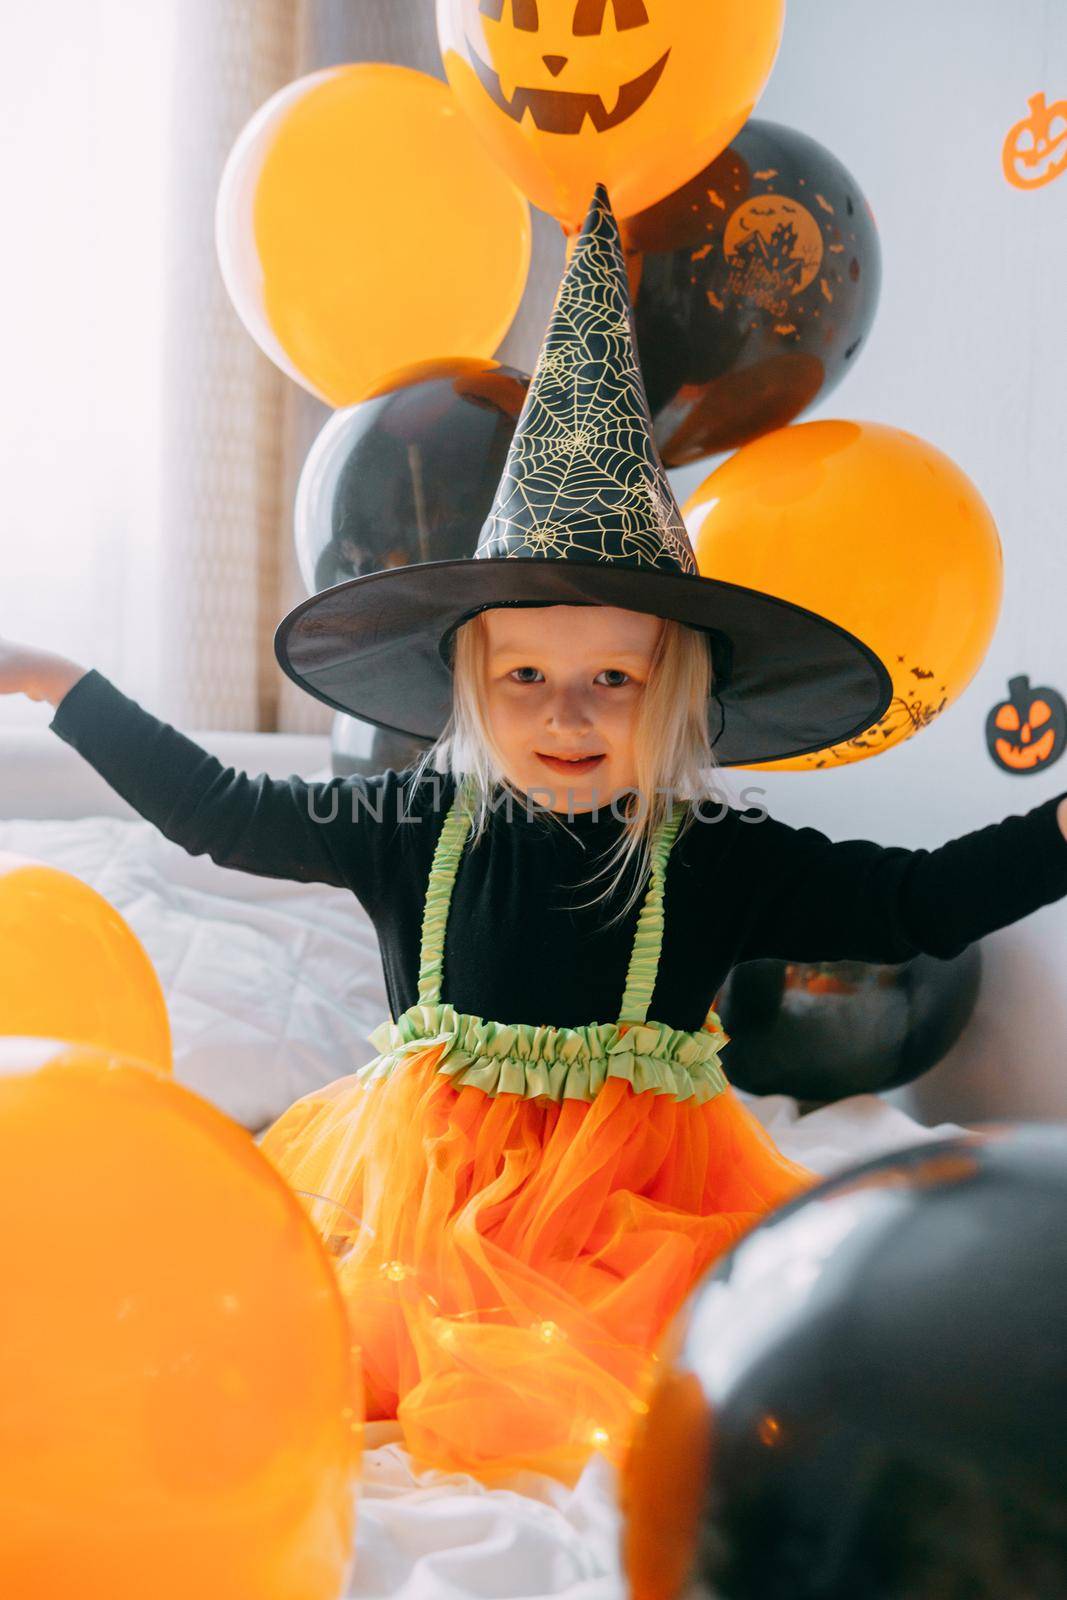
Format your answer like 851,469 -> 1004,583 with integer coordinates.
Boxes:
0,816 -> 966,1598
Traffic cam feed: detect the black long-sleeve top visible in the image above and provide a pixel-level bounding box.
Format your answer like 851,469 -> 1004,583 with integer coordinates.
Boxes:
49,669 -> 1067,1033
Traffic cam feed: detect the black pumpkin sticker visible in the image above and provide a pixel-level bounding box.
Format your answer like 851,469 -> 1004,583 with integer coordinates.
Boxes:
985,674 -> 1066,773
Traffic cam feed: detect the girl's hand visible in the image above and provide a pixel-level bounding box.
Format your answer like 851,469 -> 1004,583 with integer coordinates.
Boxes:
0,637 -> 88,706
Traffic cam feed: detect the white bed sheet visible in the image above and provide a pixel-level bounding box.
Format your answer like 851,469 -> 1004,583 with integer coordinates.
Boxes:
0,815 -> 967,1597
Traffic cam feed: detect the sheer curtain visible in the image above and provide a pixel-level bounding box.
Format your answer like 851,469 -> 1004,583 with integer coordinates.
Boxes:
0,0 -> 298,732
0,0 -> 563,736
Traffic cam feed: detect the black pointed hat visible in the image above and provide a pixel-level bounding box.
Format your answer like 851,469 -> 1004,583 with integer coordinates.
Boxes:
275,186 -> 891,765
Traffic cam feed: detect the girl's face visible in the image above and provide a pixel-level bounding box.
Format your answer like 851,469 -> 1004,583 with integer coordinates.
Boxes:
481,604 -> 664,812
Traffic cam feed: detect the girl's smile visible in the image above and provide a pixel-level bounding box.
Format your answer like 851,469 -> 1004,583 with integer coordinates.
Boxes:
535,752 -> 606,777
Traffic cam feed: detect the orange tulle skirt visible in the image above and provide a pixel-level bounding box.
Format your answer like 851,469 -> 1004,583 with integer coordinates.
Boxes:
260,1042 -> 817,1485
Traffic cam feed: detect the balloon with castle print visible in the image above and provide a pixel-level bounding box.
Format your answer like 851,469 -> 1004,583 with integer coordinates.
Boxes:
275,185 -> 893,768
620,118 -> 883,465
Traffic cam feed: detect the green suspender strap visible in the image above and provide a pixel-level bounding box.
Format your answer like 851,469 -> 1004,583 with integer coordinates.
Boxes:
363,783 -> 730,1105
414,791 -> 473,1009
615,800 -> 684,1027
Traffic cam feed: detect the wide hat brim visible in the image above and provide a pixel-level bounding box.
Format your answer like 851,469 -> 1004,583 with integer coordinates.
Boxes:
274,557 -> 893,767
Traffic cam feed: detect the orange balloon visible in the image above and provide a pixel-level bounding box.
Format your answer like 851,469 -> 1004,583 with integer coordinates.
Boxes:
622,1368 -> 714,1600
0,852 -> 171,1070
0,1041 -> 360,1600
436,0 -> 786,227
216,64 -> 532,407
684,421 -> 1003,770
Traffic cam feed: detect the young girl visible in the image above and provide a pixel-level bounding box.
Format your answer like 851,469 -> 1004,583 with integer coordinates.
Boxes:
6,187 -> 1067,1489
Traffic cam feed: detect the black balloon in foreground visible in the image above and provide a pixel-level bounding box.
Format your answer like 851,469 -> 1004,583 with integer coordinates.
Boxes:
713,946 -> 981,1103
621,119 -> 881,466
623,1126 -> 1067,1600
294,356 -> 530,774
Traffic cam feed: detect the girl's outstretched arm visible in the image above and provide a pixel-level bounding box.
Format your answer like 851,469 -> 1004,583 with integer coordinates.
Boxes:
732,793 -> 1067,966
7,653 -> 433,910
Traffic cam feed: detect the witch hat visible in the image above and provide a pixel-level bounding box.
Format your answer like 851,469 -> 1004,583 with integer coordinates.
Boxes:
274,185 -> 891,765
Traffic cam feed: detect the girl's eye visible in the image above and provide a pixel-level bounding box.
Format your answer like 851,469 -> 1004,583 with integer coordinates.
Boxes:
506,667 -> 633,686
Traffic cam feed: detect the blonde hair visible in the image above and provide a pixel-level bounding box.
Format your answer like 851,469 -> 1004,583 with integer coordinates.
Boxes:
411,607 -> 721,923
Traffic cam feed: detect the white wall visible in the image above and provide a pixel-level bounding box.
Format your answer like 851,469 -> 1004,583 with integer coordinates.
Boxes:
668,0 -> 1067,1123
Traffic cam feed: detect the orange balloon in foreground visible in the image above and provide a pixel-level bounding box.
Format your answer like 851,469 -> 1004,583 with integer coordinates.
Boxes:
216,63 -> 532,406
684,420 -> 1003,769
437,0 -> 786,227
0,1042 -> 360,1600
0,852 -> 171,1070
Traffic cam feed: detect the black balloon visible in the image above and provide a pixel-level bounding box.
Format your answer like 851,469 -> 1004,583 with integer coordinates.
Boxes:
621,120 -> 882,466
626,1127 -> 1067,1600
294,356 -> 530,773
295,356 -> 530,596
713,947 -> 981,1104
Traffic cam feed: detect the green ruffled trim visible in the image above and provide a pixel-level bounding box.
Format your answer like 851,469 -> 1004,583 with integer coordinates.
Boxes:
363,1002 -> 730,1106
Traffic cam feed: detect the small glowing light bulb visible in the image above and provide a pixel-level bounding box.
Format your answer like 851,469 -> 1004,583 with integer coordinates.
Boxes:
758,1413 -> 783,1447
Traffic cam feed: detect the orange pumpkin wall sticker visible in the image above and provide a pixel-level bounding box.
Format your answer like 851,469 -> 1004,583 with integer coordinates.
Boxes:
436,0 -> 786,226
1002,93 -> 1067,190
986,675 -> 1066,773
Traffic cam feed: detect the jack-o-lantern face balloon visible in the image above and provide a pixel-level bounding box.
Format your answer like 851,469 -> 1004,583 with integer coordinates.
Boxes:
437,0 -> 787,226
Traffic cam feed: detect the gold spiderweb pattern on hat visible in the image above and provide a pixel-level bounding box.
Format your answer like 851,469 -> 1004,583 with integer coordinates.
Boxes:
475,193 -> 698,576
